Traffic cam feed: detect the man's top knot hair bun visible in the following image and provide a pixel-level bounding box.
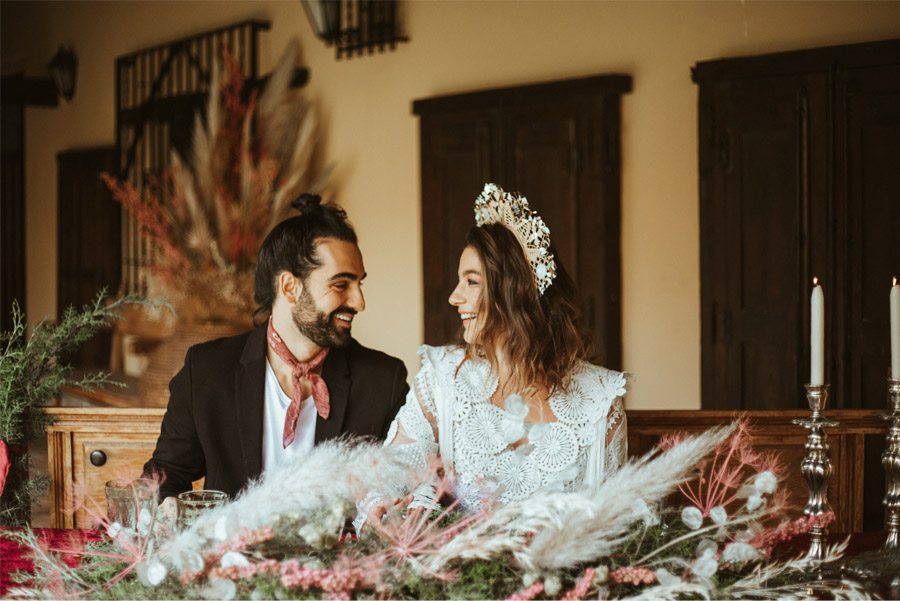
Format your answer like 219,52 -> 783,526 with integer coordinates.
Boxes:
292,193 -> 323,215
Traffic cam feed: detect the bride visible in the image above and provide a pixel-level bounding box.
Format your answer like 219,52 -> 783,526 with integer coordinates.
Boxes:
366,183 -> 627,520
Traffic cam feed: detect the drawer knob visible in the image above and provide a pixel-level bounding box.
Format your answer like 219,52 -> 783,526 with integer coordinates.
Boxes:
89,450 -> 107,467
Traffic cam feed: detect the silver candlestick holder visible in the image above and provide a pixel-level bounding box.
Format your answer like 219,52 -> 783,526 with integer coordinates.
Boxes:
792,383 -> 839,561
883,378 -> 900,550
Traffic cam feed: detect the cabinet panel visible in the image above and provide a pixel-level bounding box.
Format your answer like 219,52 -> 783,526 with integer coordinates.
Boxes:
71,432 -> 160,528
506,104 -> 580,271
420,110 -> 497,345
838,64 -> 900,408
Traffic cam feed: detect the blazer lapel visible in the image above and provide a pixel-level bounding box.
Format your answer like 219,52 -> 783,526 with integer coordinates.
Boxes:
235,325 -> 267,482
315,345 -> 350,444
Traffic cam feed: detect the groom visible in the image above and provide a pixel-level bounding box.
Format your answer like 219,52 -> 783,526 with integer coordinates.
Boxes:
144,195 -> 409,500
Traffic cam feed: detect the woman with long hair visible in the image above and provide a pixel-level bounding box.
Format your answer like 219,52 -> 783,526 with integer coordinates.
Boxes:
370,183 -> 626,517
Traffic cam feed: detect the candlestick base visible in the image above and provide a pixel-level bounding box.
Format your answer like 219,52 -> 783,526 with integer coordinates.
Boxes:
882,379 -> 900,550
792,384 -> 838,562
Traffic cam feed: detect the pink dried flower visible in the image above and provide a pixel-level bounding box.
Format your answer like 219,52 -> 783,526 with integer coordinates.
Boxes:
609,566 -> 657,586
561,568 -> 595,600
366,459 -> 482,582
280,556 -> 378,599
209,527 -> 274,558
503,581 -> 544,601
68,476 -> 162,588
750,511 -> 836,555
209,559 -> 280,581
18,475 -> 164,597
660,418 -> 785,517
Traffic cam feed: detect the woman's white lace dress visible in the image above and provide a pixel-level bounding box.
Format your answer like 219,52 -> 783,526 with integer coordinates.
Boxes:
383,345 -> 627,511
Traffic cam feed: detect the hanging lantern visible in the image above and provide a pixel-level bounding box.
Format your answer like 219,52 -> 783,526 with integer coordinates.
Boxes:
48,46 -> 78,102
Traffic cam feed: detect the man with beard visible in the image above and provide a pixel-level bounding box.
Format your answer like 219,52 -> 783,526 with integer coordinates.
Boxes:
143,195 -> 409,500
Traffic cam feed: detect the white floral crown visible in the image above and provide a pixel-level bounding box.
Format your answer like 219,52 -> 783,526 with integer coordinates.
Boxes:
473,183 -> 557,295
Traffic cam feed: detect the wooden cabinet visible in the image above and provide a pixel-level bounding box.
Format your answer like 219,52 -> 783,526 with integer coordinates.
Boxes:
44,406 -> 886,531
694,39 -> 900,411
413,75 -> 631,368
45,407 -> 165,528
628,410 -> 887,532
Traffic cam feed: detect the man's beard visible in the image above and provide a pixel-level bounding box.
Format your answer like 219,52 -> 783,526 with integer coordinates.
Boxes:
291,288 -> 354,348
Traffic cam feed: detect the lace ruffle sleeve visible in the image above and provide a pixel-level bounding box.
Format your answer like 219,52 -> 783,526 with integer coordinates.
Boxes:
355,346 -> 448,529
601,369 -> 628,472
605,394 -> 627,472
383,345 -> 446,469
580,365 -> 629,486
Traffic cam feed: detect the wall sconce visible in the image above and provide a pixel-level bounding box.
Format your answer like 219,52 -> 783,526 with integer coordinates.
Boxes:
301,0 -> 341,44
48,46 -> 78,102
301,0 -> 408,59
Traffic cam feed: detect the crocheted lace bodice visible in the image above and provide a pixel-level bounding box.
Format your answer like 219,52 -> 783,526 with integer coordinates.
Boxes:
385,345 -> 627,510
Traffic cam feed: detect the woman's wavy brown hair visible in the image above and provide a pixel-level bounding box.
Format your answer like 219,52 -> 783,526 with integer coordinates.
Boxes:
462,223 -> 594,393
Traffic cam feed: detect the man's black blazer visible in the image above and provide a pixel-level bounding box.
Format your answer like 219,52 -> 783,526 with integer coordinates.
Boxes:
143,325 -> 409,499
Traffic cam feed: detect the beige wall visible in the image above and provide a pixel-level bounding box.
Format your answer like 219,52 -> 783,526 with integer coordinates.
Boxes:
3,1 -> 899,409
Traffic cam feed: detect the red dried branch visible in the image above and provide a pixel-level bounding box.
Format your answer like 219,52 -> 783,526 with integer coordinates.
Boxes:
100,173 -> 189,270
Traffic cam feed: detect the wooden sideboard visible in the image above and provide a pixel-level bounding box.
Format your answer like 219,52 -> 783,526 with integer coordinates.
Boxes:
44,405 -> 888,531
44,406 -> 166,528
627,410 -> 888,533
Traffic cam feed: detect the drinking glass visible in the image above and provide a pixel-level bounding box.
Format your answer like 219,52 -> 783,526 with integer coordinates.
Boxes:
104,479 -> 157,533
176,489 -> 229,530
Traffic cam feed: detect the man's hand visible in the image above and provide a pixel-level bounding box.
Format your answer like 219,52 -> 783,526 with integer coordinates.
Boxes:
152,496 -> 177,540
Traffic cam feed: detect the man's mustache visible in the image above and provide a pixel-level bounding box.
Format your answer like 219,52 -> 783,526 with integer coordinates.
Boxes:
329,307 -> 358,318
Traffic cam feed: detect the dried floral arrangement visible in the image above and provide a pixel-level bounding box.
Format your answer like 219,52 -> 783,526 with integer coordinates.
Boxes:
102,39 -> 323,326
0,292 -> 146,526
3,420 -> 871,599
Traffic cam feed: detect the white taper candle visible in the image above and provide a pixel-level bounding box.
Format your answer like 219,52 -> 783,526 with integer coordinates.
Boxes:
891,276 -> 899,379
810,278 -> 824,386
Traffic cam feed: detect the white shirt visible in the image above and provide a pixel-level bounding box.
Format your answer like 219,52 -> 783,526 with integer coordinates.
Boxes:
262,359 -> 317,473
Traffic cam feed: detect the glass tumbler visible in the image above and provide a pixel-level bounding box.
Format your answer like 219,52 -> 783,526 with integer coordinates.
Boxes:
176,489 -> 229,531
104,479 -> 158,533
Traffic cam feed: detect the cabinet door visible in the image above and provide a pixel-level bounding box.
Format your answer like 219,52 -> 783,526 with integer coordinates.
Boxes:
420,110 -> 500,345
700,74 -> 829,410
836,63 -> 900,409
71,432 -> 159,529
